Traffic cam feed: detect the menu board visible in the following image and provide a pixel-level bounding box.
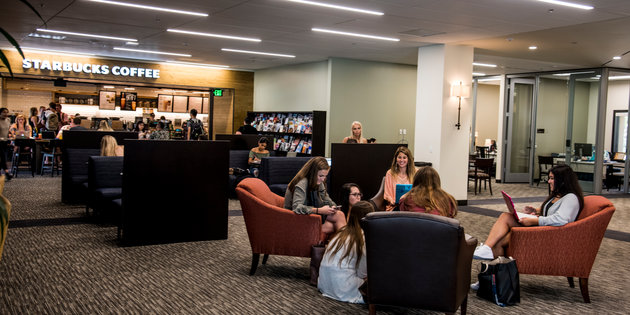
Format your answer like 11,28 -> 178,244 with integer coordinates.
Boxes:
158,94 -> 173,112
99,90 -> 116,110
202,97 -> 210,114
121,92 -> 137,111
188,96 -> 203,114
172,95 -> 188,113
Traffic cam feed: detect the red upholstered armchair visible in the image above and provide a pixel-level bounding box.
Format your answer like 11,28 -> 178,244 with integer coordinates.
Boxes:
506,195 -> 615,303
236,178 -> 324,275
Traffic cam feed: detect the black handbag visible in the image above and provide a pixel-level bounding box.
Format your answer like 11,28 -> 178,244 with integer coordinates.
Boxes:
309,244 -> 326,286
477,256 -> 520,306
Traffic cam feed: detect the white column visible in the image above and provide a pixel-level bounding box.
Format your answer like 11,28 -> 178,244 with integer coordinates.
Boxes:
414,44 -> 473,201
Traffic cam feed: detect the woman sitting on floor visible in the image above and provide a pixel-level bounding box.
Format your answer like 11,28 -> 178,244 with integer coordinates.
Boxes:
473,164 -> 584,260
399,166 -> 457,218
284,156 -> 346,234
318,200 -> 373,303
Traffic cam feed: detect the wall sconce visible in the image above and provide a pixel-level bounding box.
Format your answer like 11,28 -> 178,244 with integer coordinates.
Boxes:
451,81 -> 470,130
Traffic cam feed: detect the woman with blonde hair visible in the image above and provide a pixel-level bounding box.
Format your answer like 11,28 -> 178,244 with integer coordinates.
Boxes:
399,167 -> 457,218
342,121 -> 367,144
100,135 -> 123,157
97,120 -> 113,131
284,156 -> 346,233
9,115 -> 32,139
318,200 -> 373,303
383,146 -> 416,211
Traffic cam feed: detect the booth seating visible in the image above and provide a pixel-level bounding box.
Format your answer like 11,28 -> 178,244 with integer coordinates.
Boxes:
507,195 -> 615,303
360,212 -> 476,315
87,156 -> 123,221
236,178 -> 325,275
228,150 -> 253,198
259,156 -> 311,196
63,148 -> 100,204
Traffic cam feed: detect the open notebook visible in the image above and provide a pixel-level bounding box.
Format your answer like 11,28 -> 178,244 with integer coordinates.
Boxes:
501,191 -> 537,221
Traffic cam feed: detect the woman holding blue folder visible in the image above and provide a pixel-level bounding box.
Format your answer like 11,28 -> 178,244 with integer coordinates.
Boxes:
383,146 -> 416,211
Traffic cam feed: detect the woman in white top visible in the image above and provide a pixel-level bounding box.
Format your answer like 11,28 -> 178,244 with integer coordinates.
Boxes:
473,164 -> 584,260
318,201 -> 374,303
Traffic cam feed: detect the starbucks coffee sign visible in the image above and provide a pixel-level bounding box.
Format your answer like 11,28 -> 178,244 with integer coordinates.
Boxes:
22,59 -> 160,78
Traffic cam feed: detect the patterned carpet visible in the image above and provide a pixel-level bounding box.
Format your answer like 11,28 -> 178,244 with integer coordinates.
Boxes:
0,177 -> 629,314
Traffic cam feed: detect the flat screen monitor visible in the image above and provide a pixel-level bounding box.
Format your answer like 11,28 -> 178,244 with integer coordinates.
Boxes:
574,143 -> 593,157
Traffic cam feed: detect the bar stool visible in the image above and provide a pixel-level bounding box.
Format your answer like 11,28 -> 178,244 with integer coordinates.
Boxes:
41,139 -> 62,176
11,138 -> 35,177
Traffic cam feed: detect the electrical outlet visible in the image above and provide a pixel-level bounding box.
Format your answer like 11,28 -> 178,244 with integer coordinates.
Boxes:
399,129 -> 403,135
403,129 -> 407,135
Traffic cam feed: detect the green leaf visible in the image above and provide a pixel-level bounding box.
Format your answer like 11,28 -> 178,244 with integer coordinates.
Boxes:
18,0 -> 47,26
0,50 -> 14,77
0,27 -> 25,59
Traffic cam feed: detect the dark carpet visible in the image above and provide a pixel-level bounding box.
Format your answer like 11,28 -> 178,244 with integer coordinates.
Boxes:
1,177 -> 629,314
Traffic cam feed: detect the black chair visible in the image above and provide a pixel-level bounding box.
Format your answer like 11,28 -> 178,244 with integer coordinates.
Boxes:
361,212 -> 477,315
368,176 -> 386,212
86,156 -> 123,220
476,146 -> 489,158
537,156 -> 554,187
468,158 -> 493,195
11,138 -> 35,177
41,139 -> 63,176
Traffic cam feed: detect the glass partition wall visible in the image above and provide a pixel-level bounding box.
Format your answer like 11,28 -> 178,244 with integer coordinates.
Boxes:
498,67 -> 630,194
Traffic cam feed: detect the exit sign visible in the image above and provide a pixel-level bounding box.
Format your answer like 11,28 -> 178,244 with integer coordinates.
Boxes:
213,89 -> 223,97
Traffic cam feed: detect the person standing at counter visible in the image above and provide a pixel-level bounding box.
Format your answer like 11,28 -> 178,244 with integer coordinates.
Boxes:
29,107 -> 39,134
342,121 -> 367,144
0,108 -> 12,180
44,103 -> 59,133
185,109 -> 204,140
56,104 -> 69,127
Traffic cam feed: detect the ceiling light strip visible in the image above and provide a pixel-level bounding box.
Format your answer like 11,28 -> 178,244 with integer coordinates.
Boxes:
113,47 -> 191,57
537,0 -> 594,10
610,75 -> 630,81
17,47 -> 95,57
167,29 -> 261,42
36,29 -> 136,42
312,28 -> 399,41
287,0 -> 383,15
88,0 -> 208,16
472,62 -> 497,68
472,72 -> 486,76
221,48 -> 295,58
165,61 -> 230,69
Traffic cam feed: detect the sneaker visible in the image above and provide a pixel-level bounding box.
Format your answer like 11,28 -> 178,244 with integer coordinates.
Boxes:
470,281 -> 480,291
473,243 -> 494,260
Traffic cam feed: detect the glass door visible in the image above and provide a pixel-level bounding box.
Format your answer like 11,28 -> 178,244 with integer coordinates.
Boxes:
504,78 -> 535,182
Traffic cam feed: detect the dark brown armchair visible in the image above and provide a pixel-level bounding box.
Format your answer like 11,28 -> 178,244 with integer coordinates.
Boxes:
361,212 -> 477,314
236,178 -> 325,275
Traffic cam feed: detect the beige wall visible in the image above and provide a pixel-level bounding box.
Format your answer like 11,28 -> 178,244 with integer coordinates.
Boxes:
329,58 -> 417,153
605,80 -> 630,152
475,84 -> 500,147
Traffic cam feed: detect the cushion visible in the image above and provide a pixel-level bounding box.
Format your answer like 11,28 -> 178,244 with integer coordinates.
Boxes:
269,184 -> 288,197
94,187 -> 123,200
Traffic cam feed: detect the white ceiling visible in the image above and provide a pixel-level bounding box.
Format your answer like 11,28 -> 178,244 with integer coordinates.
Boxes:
1,0 -> 630,74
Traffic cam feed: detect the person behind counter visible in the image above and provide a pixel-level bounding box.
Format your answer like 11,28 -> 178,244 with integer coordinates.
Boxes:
284,156 -> 346,234
100,135 -> 124,157
342,121 -> 367,144
472,164 -> 584,260
399,166 -> 457,218
317,200 -> 374,304
248,137 -> 269,177
383,146 -> 416,211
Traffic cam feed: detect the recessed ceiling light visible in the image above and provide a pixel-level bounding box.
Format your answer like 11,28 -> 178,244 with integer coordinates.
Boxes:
167,29 -> 261,42
103,85 -> 115,89
613,56 -> 622,60
221,48 -> 295,58
165,61 -> 230,69
87,0 -> 208,16
36,29 -> 136,42
312,28 -> 399,41
529,46 -> 538,50
113,47 -> 191,57
473,72 -> 486,76
537,0 -> 594,10
472,62 -> 497,68
287,0 -> 384,15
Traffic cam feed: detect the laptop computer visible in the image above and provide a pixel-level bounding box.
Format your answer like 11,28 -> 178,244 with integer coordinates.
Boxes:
395,184 -> 412,204
501,191 -> 537,221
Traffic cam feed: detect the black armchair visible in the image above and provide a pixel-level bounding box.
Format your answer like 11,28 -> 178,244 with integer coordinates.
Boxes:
361,212 -> 477,315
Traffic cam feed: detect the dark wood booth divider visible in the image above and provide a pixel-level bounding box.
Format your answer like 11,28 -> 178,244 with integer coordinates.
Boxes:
62,130 -> 138,204
215,134 -> 262,150
121,140 -> 229,245
330,143 -> 406,201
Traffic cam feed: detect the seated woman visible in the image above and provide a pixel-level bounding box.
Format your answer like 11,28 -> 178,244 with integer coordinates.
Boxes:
342,121 -> 368,144
318,200 -> 373,304
399,166 -> 457,218
97,120 -> 113,131
9,115 -> 33,152
284,156 -> 346,234
473,164 -> 584,260
383,146 -> 416,211
339,183 -> 362,218
248,137 -> 269,177
134,121 -> 148,139
100,135 -> 124,157
149,122 -> 170,140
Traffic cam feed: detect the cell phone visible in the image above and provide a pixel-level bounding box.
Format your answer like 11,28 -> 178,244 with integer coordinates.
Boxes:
333,205 -> 342,210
